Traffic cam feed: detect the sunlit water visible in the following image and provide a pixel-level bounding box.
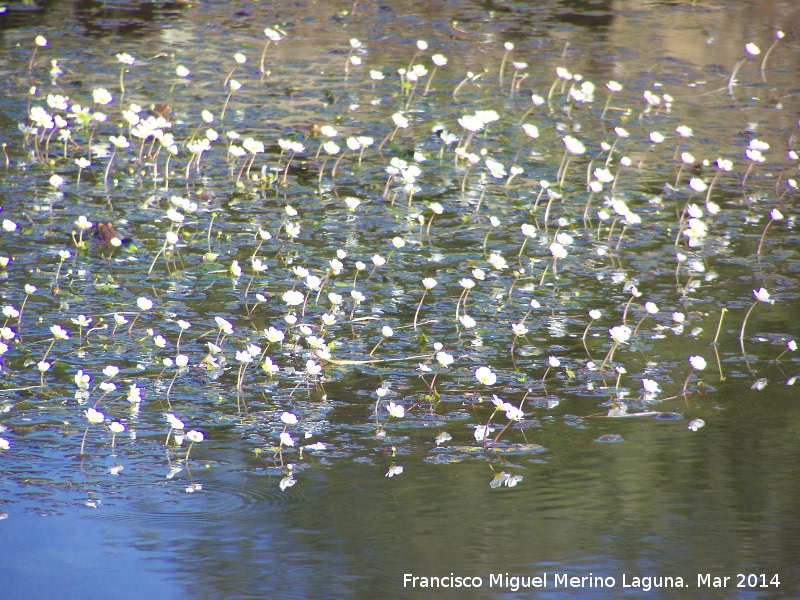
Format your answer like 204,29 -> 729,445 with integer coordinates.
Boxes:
1,0 -> 800,598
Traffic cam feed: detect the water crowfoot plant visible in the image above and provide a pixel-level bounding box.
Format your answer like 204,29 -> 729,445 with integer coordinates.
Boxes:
369,325 -> 393,357
774,339 -> 797,363
115,53 -> 135,95
682,355 -> 707,399
728,43 -> 760,98
128,297 -> 154,336
740,288 -> 773,360
165,414 -> 184,447
220,79 -> 242,122
599,325 -> 631,371
542,356 -> 560,385
582,310 -> 601,359
108,421 -> 125,456
29,35 -> 48,76
80,408 -> 104,456
104,134 -> 129,186
1,17 -> 799,517
509,323 -> 528,362
413,278 -> 437,331
260,27 -> 284,75
557,135 -> 585,189
600,80 -> 622,120
424,54 -> 447,96
760,31 -> 785,83
184,430 -> 204,464
53,250 -> 71,294
632,302 -> 658,337
756,209 -> 782,262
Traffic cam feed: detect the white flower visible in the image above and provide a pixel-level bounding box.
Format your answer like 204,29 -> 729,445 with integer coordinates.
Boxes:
50,324 -> 69,340
93,88 -> 113,105
264,326 -> 285,343
215,316 -> 234,334
281,412 -> 298,425
435,432 -> 452,446
185,430 -> 203,443
385,465 -> 404,477
688,355 -> 707,370
504,405 -> 524,421
75,370 -> 91,389
609,325 -> 632,344
116,52 -> 135,65
716,158 -> 733,171
282,290 -> 305,306
127,384 -> 142,403
280,431 -> 294,447
687,419 -> 705,431
436,351 -> 454,367
473,425 -> 494,442
745,43 -> 760,56
137,297 -> 154,311
166,414 -> 184,430
511,323 -> 528,337
387,402 -> 405,418
689,178 -> 707,193
306,360 -> 322,376
522,123 -> 539,139
422,277 -> 437,290
642,379 -> 661,394
753,287 -> 772,303
549,243 -> 567,259
459,314 -> 476,329
85,408 -> 104,424
475,366 -> 496,386
235,350 -> 253,364
562,135 -> 585,155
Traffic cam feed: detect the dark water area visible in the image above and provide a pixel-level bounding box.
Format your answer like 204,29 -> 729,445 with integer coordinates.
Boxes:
1,0 -> 800,598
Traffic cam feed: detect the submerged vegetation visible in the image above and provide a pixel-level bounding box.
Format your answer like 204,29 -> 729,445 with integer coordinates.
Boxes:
0,19 -> 798,499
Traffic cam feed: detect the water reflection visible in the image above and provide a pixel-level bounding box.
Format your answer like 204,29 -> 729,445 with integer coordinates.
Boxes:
1,0 -> 800,598
69,389 -> 800,600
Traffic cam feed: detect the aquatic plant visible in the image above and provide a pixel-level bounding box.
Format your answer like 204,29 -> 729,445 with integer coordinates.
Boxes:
0,21 -> 797,502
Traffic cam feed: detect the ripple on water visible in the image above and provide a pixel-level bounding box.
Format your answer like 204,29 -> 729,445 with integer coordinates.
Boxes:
89,469 -> 306,527
594,433 -> 625,443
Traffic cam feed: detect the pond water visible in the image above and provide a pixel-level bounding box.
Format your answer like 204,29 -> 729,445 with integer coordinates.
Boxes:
1,0 -> 800,598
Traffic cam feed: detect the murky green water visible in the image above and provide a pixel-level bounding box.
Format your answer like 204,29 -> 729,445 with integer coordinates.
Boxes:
1,0 -> 800,598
